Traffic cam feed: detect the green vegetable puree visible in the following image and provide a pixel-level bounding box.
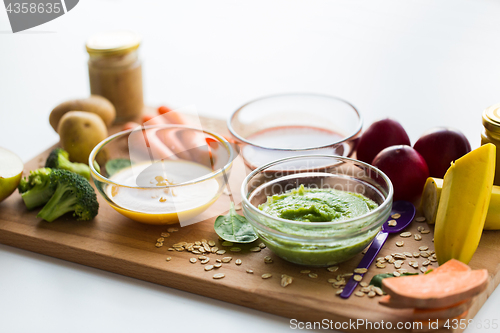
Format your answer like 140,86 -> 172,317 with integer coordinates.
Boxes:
259,185 -> 377,222
256,185 -> 380,267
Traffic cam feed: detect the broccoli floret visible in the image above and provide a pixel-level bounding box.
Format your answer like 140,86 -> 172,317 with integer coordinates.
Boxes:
37,169 -> 99,222
45,148 -> 91,180
18,168 -> 57,210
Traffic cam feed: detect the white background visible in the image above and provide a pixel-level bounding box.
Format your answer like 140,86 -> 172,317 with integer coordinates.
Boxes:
1,1 -> 500,332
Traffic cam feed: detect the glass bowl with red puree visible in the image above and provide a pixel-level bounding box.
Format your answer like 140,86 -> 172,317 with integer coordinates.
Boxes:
227,93 -> 362,170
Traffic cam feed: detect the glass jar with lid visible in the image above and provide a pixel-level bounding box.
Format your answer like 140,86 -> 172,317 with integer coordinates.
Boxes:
86,31 -> 144,123
481,103 -> 500,185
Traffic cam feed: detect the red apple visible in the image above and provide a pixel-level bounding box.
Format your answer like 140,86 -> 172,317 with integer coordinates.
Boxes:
356,119 -> 411,164
413,127 -> 471,178
372,145 -> 429,201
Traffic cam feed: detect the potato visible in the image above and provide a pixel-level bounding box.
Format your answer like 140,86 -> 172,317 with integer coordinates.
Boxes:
50,95 -> 116,132
58,111 -> 108,164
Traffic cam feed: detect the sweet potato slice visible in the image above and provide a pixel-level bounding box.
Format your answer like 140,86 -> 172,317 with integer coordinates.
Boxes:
431,258 -> 471,274
382,269 -> 488,309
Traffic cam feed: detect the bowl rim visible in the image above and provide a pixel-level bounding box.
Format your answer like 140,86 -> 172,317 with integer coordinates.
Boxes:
227,93 -> 363,151
89,124 -> 235,189
240,154 -> 394,228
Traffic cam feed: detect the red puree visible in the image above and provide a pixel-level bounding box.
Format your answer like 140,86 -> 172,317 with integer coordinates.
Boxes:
241,126 -> 344,169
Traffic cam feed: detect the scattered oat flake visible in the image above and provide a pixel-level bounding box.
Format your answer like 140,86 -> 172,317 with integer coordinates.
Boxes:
413,252 -> 420,258
391,213 -> 401,219
360,287 -> 371,293
393,272 -> 401,277
214,263 -> 222,268
281,275 -> 293,287
327,278 -> 337,283
354,268 -> 368,274
367,291 -> 376,298
189,258 -> 197,264
205,265 -> 214,271
421,229 -> 431,234
374,287 -> 384,296
199,256 -> 208,260
403,252 -> 413,258
213,273 -> 225,279
259,243 -> 266,249
264,256 -> 273,264
415,216 -> 426,222
211,247 -> 219,253
414,234 -> 422,241
208,240 -> 216,247
222,257 -> 232,263
360,282 -> 369,287
222,241 -> 233,247
354,291 -> 365,297
400,232 -> 412,238
168,247 -> 175,251
215,259 -> 222,263
396,241 -> 404,247
250,247 -> 261,252
160,232 -> 170,238
327,266 -> 339,272
419,246 -> 429,251
246,269 -> 254,274
155,242 -> 163,248
216,250 -> 226,255
235,259 -> 242,265
387,220 -> 397,227
353,275 -> 362,282
201,259 -> 210,264
165,257 -> 171,261
376,263 -> 386,269
262,273 -> 272,279
308,273 -> 318,279
420,266 -> 428,273
167,228 -> 178,233
301,270 -> 311,274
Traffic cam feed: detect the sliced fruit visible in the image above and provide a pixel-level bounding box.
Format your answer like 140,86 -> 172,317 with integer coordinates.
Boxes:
421,177 -> 500,230
434,144 -> 496,264
0,147 -> 24,202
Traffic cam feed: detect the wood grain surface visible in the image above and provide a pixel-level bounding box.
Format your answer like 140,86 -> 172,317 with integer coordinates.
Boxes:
1,116 -> 499,333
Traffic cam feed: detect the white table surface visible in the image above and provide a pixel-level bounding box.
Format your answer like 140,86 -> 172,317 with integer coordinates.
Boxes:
1,1 -> 500,332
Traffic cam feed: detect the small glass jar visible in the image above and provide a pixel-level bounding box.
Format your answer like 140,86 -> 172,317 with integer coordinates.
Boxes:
86,31 -> 144,123
481,103 -> 500,185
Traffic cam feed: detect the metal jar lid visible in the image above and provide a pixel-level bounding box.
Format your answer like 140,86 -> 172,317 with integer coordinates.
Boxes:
482,103 -> 500,134
86,31 -> 141,56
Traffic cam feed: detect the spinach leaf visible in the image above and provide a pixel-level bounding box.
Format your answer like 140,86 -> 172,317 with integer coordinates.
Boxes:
105,159 -> 132,177
369,272 -> 419,290
214,203 -> 258,243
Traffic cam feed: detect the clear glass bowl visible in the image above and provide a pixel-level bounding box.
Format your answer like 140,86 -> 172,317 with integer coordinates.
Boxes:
89,125 -> 234,225
241,155 -> 393,267
228,93 -> 362,170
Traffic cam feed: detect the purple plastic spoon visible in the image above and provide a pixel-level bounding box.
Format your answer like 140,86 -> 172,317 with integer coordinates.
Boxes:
340,200 -> 416,299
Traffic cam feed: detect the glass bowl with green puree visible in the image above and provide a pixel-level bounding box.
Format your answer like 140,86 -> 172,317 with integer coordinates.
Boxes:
241,155 -> 393,267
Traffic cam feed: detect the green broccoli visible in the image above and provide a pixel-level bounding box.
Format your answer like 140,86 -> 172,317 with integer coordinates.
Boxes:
37,169 -> 99,222
18,168 -> 58,210
45,148 -> 91,180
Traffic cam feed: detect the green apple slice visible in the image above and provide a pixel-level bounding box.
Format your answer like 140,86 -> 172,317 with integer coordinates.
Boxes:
0,147 -> 24,202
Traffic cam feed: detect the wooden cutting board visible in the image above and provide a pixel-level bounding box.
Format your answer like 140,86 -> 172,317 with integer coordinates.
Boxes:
1,116 -> 499,333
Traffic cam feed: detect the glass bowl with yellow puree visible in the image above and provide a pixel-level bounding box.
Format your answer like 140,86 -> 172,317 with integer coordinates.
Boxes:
90,125 -> 235,225
241,155 -> 393,267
